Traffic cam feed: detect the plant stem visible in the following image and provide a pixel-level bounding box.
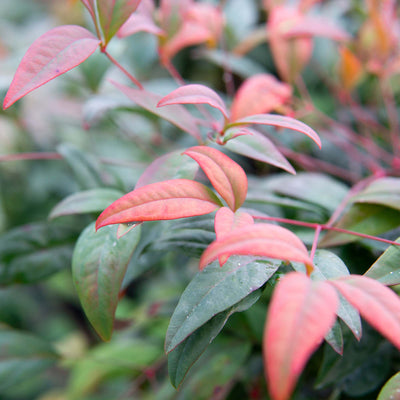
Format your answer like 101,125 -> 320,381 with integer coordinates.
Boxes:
310,225 -> 321,260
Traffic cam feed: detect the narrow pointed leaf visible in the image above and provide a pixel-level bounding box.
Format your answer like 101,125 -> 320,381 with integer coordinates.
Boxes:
118,11 -> 164,37
49,188 -> 124,219
165,256 -> 280,352
199,223 -> 312,270
329,275 -> 400,351
97,0 -> 141,43
264,272 -> 339,400
228,114 -> 321,148
224,127 -> 296,174
112,81 -> 201,140
72,222 -> 141,341
183,146 -> 248,211
378,372 -> 400,400
96,179 -> 222,230
3,25 -> 100,109
81,0 -> 96,20
365,237 -> 400,285
158,84 -> 229,119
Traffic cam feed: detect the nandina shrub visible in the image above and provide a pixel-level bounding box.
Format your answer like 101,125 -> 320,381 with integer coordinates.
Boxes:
1,0 -> 400,399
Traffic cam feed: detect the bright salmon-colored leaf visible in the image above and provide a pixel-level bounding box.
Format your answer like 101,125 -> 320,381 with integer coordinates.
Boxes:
3,25 -> 100,109
229,114 -> 322,148
337,46 -> 363,90
183,146 -> 248,211
96,179 -> 222,230
112,81 -> 202,141
329,275 -> 400,351
97,0 -> 141,44
199,223 -> 312,270
230,74 -> 292,121
214,207 -> 254,239
158,84 -> 229,119
264,272 -> 339,400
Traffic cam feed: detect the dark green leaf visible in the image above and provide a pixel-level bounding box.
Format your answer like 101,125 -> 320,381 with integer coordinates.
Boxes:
324,320 -> 343,354
72,222 -> 141,340
49,188 -> 124,219
0,324 -> 58,393
165,256 -> 280,352
0,222 -> 79,285
365,237 -> 400,285
168,288 -> 261,388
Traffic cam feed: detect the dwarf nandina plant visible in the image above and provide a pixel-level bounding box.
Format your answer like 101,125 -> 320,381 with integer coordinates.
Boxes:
2,0 -> 400,399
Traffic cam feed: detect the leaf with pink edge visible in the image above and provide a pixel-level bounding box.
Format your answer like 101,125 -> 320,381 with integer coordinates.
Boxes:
264,272 -> 339,400
214,207 -> 254,239
158,84 -> 229,119
183,146 -> 248,211
96,179 -> 222,230
3,25 -> 100,109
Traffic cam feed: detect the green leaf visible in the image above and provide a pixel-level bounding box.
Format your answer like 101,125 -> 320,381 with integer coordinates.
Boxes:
0,222 -> 78,285
378,371 -> 400,400
58,143 -> 104,190
49,188 -> 124,219
168,288 -> 261,388
352,177 -> 400,211
320,204 -> 400,247
0,324 -> 58,393
72,221 -> 141,341
365,237 -> 400,285
165,256 -> 280,352
324,320 -> 344,354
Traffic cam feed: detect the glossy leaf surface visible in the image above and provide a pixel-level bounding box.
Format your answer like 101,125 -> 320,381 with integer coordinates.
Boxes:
96,179 -> 222,230
72,222 -> 141,340
49,188 -> 124,219
199,223 -> 312,270
184,146 -> 248,211
97,0 -> 141,43
168,289 -> 261,388
330,275 -> 400,350
229,113 -> 321,148
264,272 -> 339,400
3,25 -> 100,109
158,84 -> 229,119
165,256 -> 280,352
112,81 -> 202,140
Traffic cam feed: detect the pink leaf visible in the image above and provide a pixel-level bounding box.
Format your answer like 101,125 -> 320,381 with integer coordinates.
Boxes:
229,114 -> 322,148
199,223 -> 312,270
81,0 -> 97,22
158,84 -> 229,119
3,25 -> 100,109
264,272 -> 339,400
96,179 -> 222,230
112,81 -> 202,141
329,275 -> 400,351
183,146 -> 247,211
230,74 -> 292,121
97,0 -> 141,43
214,207 -> 254,239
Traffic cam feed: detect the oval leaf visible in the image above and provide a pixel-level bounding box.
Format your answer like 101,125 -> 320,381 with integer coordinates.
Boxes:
97,0 -> 141,44
329,275 -> 400,351
264,272 -> 339,400
214,207 -> 254,239
229,113 -> 321,148
72,222 -> 141,341
183,146 -> 248,211
165,255 -> 280,352
158,84 -> 229,119
199,223 -> 312,270
96,179 -> 222,230
3,25 -> 100,109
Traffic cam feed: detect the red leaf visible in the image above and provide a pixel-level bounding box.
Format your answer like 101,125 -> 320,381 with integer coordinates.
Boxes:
112,81 -> 202,141
264,272 -> 339,400
230,74 -> 292,121
183,146 -> 247,211
199,223 -> 312,270
158,84 -> 229,119
214,207 -> 254,239
97,0 -> 141,43
229,114 -> 322,148
3,25 -> 100,109
329,275 -> 400,350
96,179 -> 222,230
